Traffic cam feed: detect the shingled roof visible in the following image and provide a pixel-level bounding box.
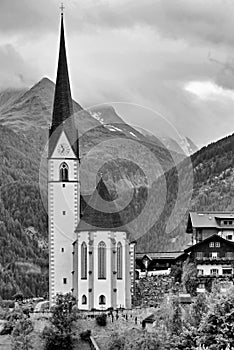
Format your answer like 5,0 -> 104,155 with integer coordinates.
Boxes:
186,212 -> 234,233
48,14 -> 79,158
76,177 -> 129,234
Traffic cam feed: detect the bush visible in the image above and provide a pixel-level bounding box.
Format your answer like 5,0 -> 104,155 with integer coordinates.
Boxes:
108,333 -> 125,350
13,293 -> 24,302
1,310 -> 25,335
0,300 -> 15,308
0,322 -> 13,335
42,326 -> 74,350
96,313 -> 107,326
11,318 -> 34,350
80,329 -> 91,341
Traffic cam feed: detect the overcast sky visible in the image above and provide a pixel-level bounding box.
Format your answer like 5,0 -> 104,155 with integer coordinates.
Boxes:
1,0 -> 234,148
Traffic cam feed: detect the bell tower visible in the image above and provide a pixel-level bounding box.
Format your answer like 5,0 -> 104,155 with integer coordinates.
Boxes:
48,11 -> 80,303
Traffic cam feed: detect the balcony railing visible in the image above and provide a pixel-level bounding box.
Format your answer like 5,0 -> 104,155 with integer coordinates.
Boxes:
196,256 -> 234,261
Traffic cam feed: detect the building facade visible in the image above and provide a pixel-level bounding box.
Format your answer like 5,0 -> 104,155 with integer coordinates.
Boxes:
186,212 -> 234,244
186,212 -> 234,292
135,251 -> 186,278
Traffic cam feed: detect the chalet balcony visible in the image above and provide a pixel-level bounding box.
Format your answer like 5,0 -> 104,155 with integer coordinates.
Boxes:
195,256 -> 234,263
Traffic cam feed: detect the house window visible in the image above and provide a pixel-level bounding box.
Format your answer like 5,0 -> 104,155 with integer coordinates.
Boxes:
197,229 -> 203,242
82,295 -> 87,304
224,220 -> 228,225
209,252 -> 218,259
209,242 -> 214,247
60,162 -> 69,181
61,248 -> 64,252
63,278 -> 67,284
215,242 -> 220,247
197,269 -> 204,276
198,283 -> 205,289
229,221 -> 233,225
196,252 -> 203,259
226,252 -> 234,259
62,211 -> 66,215
62,184 -> 66,188
99,295 -> 106,305
222,268 -> 232,275
81,242 -> 87,279
117,242 -> 122,279
98,241 -> 106,279
227,235 -> 233,240
210,269 -> 219,276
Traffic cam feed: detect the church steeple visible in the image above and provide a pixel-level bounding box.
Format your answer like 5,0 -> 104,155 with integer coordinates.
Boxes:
49,12 -> 79,158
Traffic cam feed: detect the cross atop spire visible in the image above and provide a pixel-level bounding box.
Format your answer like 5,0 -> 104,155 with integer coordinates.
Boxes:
60,3 -> 65,16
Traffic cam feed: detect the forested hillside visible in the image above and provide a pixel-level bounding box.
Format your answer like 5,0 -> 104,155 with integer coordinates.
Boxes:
0,125 -> 48,299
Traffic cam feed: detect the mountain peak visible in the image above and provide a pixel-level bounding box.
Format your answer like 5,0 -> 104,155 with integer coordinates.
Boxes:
30,77 -> 55,93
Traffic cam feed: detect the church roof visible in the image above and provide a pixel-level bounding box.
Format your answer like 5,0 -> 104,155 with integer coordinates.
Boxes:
48,14 -> 79,158
76,177 -> 129,234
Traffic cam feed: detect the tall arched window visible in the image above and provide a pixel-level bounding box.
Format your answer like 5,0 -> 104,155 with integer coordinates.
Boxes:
117,242 -> 122,279
81,242 -> 87,279
98,241 -> 106,279
82,295 -> 87,304
60,162 -> 69,181
99,295 -> 106,305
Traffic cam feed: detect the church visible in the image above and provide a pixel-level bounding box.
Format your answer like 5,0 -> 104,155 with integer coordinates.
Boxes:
48,12 -> 136,310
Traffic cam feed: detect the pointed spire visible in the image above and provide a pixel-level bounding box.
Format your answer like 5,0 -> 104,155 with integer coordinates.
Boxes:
49,13 -> 79,157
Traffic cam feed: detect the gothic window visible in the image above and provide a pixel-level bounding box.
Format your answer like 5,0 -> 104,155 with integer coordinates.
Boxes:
81,242 -> 87,279
82,295 -> 87,304
98,241 -> 106,279
60,162 -> 69,181
99,295 -> 106,305
117,242 -> 122,279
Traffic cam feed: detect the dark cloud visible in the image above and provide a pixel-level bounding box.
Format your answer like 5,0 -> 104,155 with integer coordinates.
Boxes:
1,0 -> 234,148
78,0 -> 234,47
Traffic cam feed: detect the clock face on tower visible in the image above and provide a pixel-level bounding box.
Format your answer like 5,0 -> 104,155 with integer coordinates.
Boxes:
57,143 -> 70,156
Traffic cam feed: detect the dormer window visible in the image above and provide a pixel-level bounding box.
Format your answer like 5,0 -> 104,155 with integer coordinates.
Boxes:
60,162 -> 69,181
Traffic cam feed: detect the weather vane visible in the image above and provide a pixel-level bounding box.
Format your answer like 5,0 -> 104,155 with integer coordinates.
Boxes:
60,2 -> 65,15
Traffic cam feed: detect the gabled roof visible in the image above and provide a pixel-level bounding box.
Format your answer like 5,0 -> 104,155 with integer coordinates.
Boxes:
143,314 -> 156,324
136,251 -> 185,260
184,233 -> 234,253
179,294 -> 192,304
186,212 -> 234,233
48,14 -> 79,158
76,177 -> 130,235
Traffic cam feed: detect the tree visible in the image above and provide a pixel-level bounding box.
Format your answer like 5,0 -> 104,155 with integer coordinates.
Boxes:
198,287 -> 234,349
171,296 -> 182,336
50,293 -> 77,334
41,293 -> 77,350
182,260 -> 198,296
170,262 -> 183,283
190,293 -> 208,328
